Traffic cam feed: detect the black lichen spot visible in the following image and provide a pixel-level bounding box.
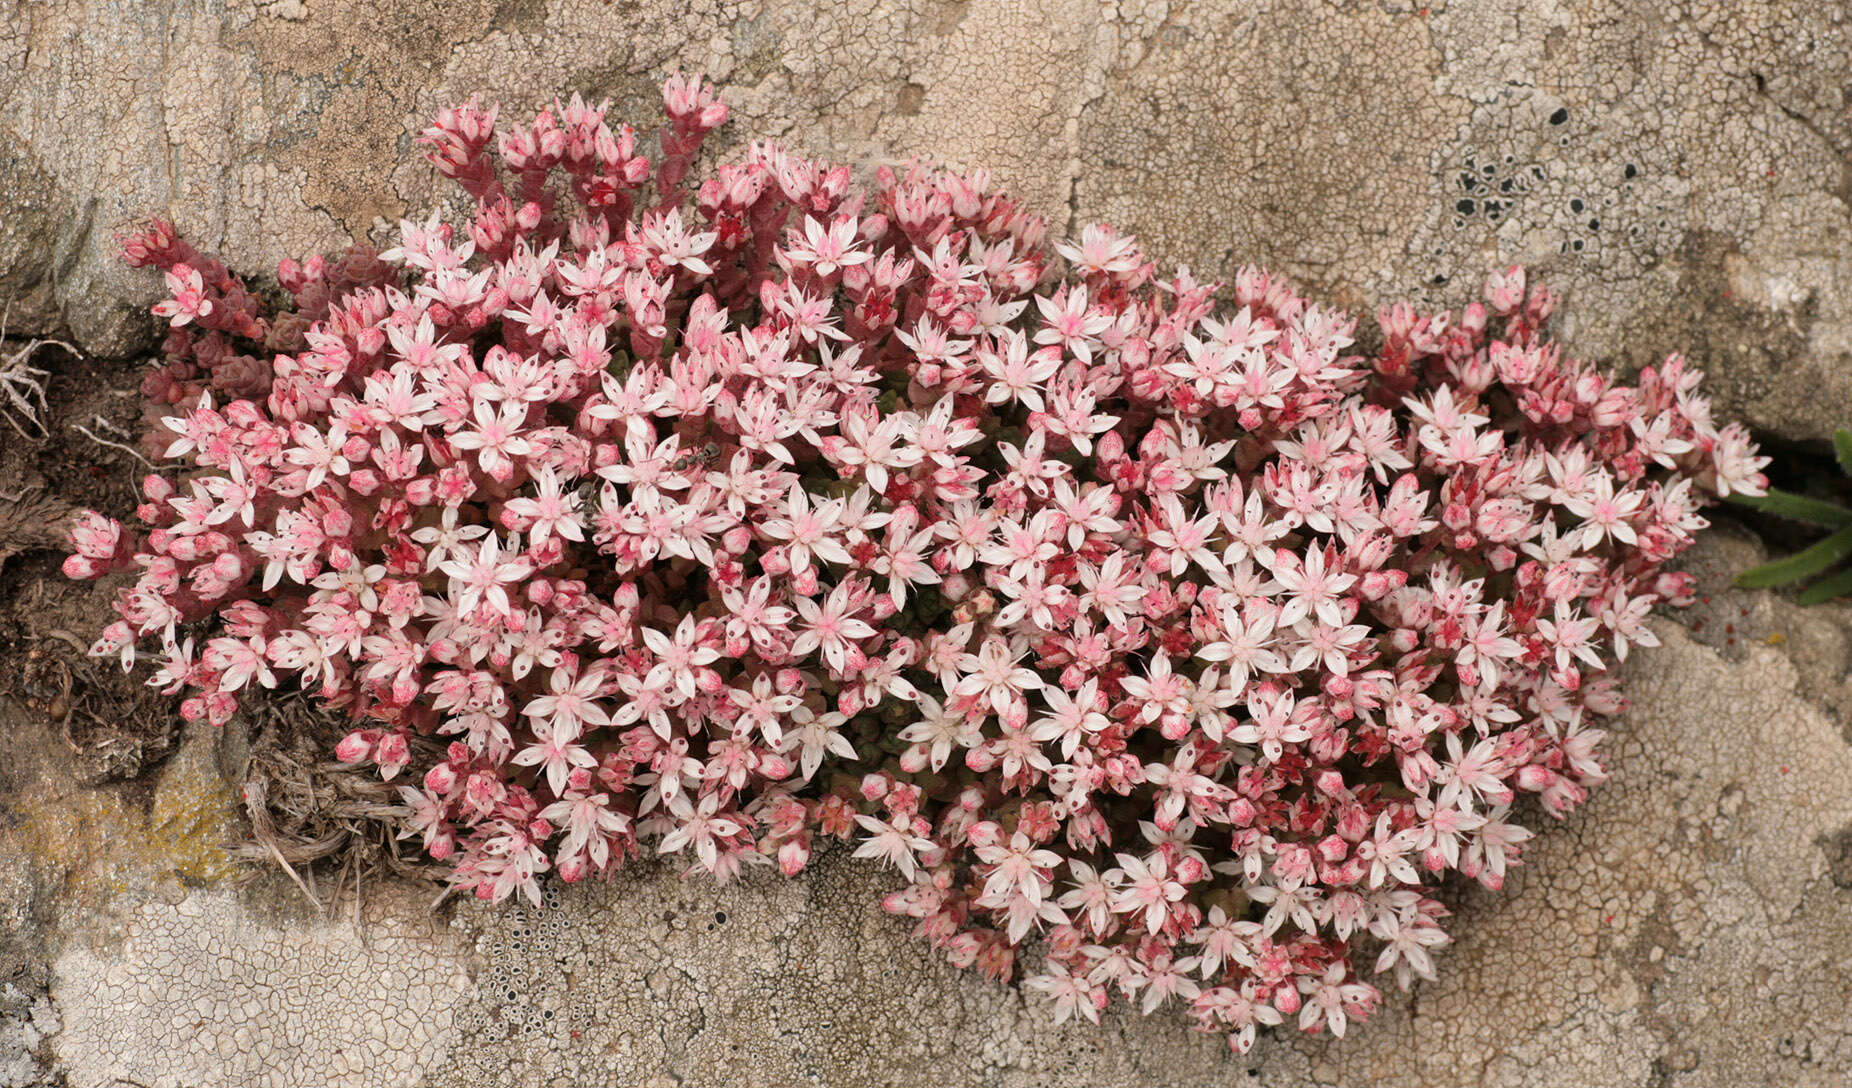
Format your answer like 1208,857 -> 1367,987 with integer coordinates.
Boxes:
1588,218 -> 1600,231
1624,162 -> 1638,179
1549,107 -> 1570,125
1457,198 -> 1476,215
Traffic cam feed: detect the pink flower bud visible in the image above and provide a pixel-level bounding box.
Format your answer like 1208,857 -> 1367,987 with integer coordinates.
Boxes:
335,730 -> 377,764
778,837 -> 810,876
1515,764 -> 1557,792
425,763 -> 459,794
61,554 -> 104,579
1273,984 -> 1301,1016
966,821 -> 1001,849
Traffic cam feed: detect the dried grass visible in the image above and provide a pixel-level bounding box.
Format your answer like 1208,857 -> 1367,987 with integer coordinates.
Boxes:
0,309 -> 72,440
231,692 -> 450,918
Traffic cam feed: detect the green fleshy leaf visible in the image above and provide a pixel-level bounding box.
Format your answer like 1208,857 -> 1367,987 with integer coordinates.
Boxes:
1797,565 -> 1852,606
1836,428 -> 1852,477
1736,524 -> 1852,588
1725,488 -> 1852,528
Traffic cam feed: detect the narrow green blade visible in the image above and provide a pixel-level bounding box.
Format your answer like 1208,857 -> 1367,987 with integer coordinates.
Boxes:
1725,488 -> 1852,528
1835,428 -> 1852,477
1736,525 -> 1852,588
1797,566 -> 1852,606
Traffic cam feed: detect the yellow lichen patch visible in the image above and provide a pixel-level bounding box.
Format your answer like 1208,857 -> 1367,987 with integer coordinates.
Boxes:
145,741 -> 247,887
6,723 -> 244,904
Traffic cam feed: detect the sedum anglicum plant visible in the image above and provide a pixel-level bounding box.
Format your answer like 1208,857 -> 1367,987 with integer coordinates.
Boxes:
66,74 -> 1765,1052
1727,428 -> 1852,605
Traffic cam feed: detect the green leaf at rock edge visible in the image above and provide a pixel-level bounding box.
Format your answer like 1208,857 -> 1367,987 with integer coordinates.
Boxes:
1725,488 -> 1852,528
1736,524 -> 1852,588
1797,566 -> 1852,606
1835,428 -> 1852,477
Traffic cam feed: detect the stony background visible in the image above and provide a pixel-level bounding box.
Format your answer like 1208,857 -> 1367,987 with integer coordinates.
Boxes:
6,0 -> 1852,442
1,0 -> 1850,1085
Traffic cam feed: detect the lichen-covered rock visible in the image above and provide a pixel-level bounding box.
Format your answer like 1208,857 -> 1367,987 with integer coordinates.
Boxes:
0,857 -> 57,1088
7,595 -> 1847,1087
3,2 -> 1851,1082
2,0 -> 1849,439
53,888 -> 472,1088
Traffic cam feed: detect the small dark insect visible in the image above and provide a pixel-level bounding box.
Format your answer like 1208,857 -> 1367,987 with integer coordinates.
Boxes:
668,441 -> 723,474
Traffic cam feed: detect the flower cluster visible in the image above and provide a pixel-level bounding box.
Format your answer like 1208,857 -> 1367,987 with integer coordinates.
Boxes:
121,217 -> 401,452
71,75 -> 1766,1052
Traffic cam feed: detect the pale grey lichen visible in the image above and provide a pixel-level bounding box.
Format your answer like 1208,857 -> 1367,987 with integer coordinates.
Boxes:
2,1 -> 1850,1083
1,0 -> 1848,442
0,976 -> 58,1088
51,887 -> 472,1088
2,573 -> 1842,1087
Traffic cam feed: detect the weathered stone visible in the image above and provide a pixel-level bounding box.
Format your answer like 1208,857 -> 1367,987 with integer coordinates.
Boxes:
2,0 -> 1849,439
5,593 -> 1846,1087
5,2 -> 1852,1084
53,886 -> 473,1088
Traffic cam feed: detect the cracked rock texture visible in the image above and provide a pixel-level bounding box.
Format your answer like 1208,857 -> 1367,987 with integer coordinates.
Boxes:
4,1 -> 1852,1085
2,0 -> 1850,439
5,574 -> 1849,1087
54,888 -> 472,1088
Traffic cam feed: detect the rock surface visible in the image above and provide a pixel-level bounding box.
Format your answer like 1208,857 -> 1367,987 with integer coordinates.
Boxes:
2,0 -> 1850,439
6,564 -> 1850,1086
3,2 -> 1852,1085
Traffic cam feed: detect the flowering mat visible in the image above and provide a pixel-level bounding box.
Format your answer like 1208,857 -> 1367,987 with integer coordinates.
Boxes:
64,75 -> 1767,1051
